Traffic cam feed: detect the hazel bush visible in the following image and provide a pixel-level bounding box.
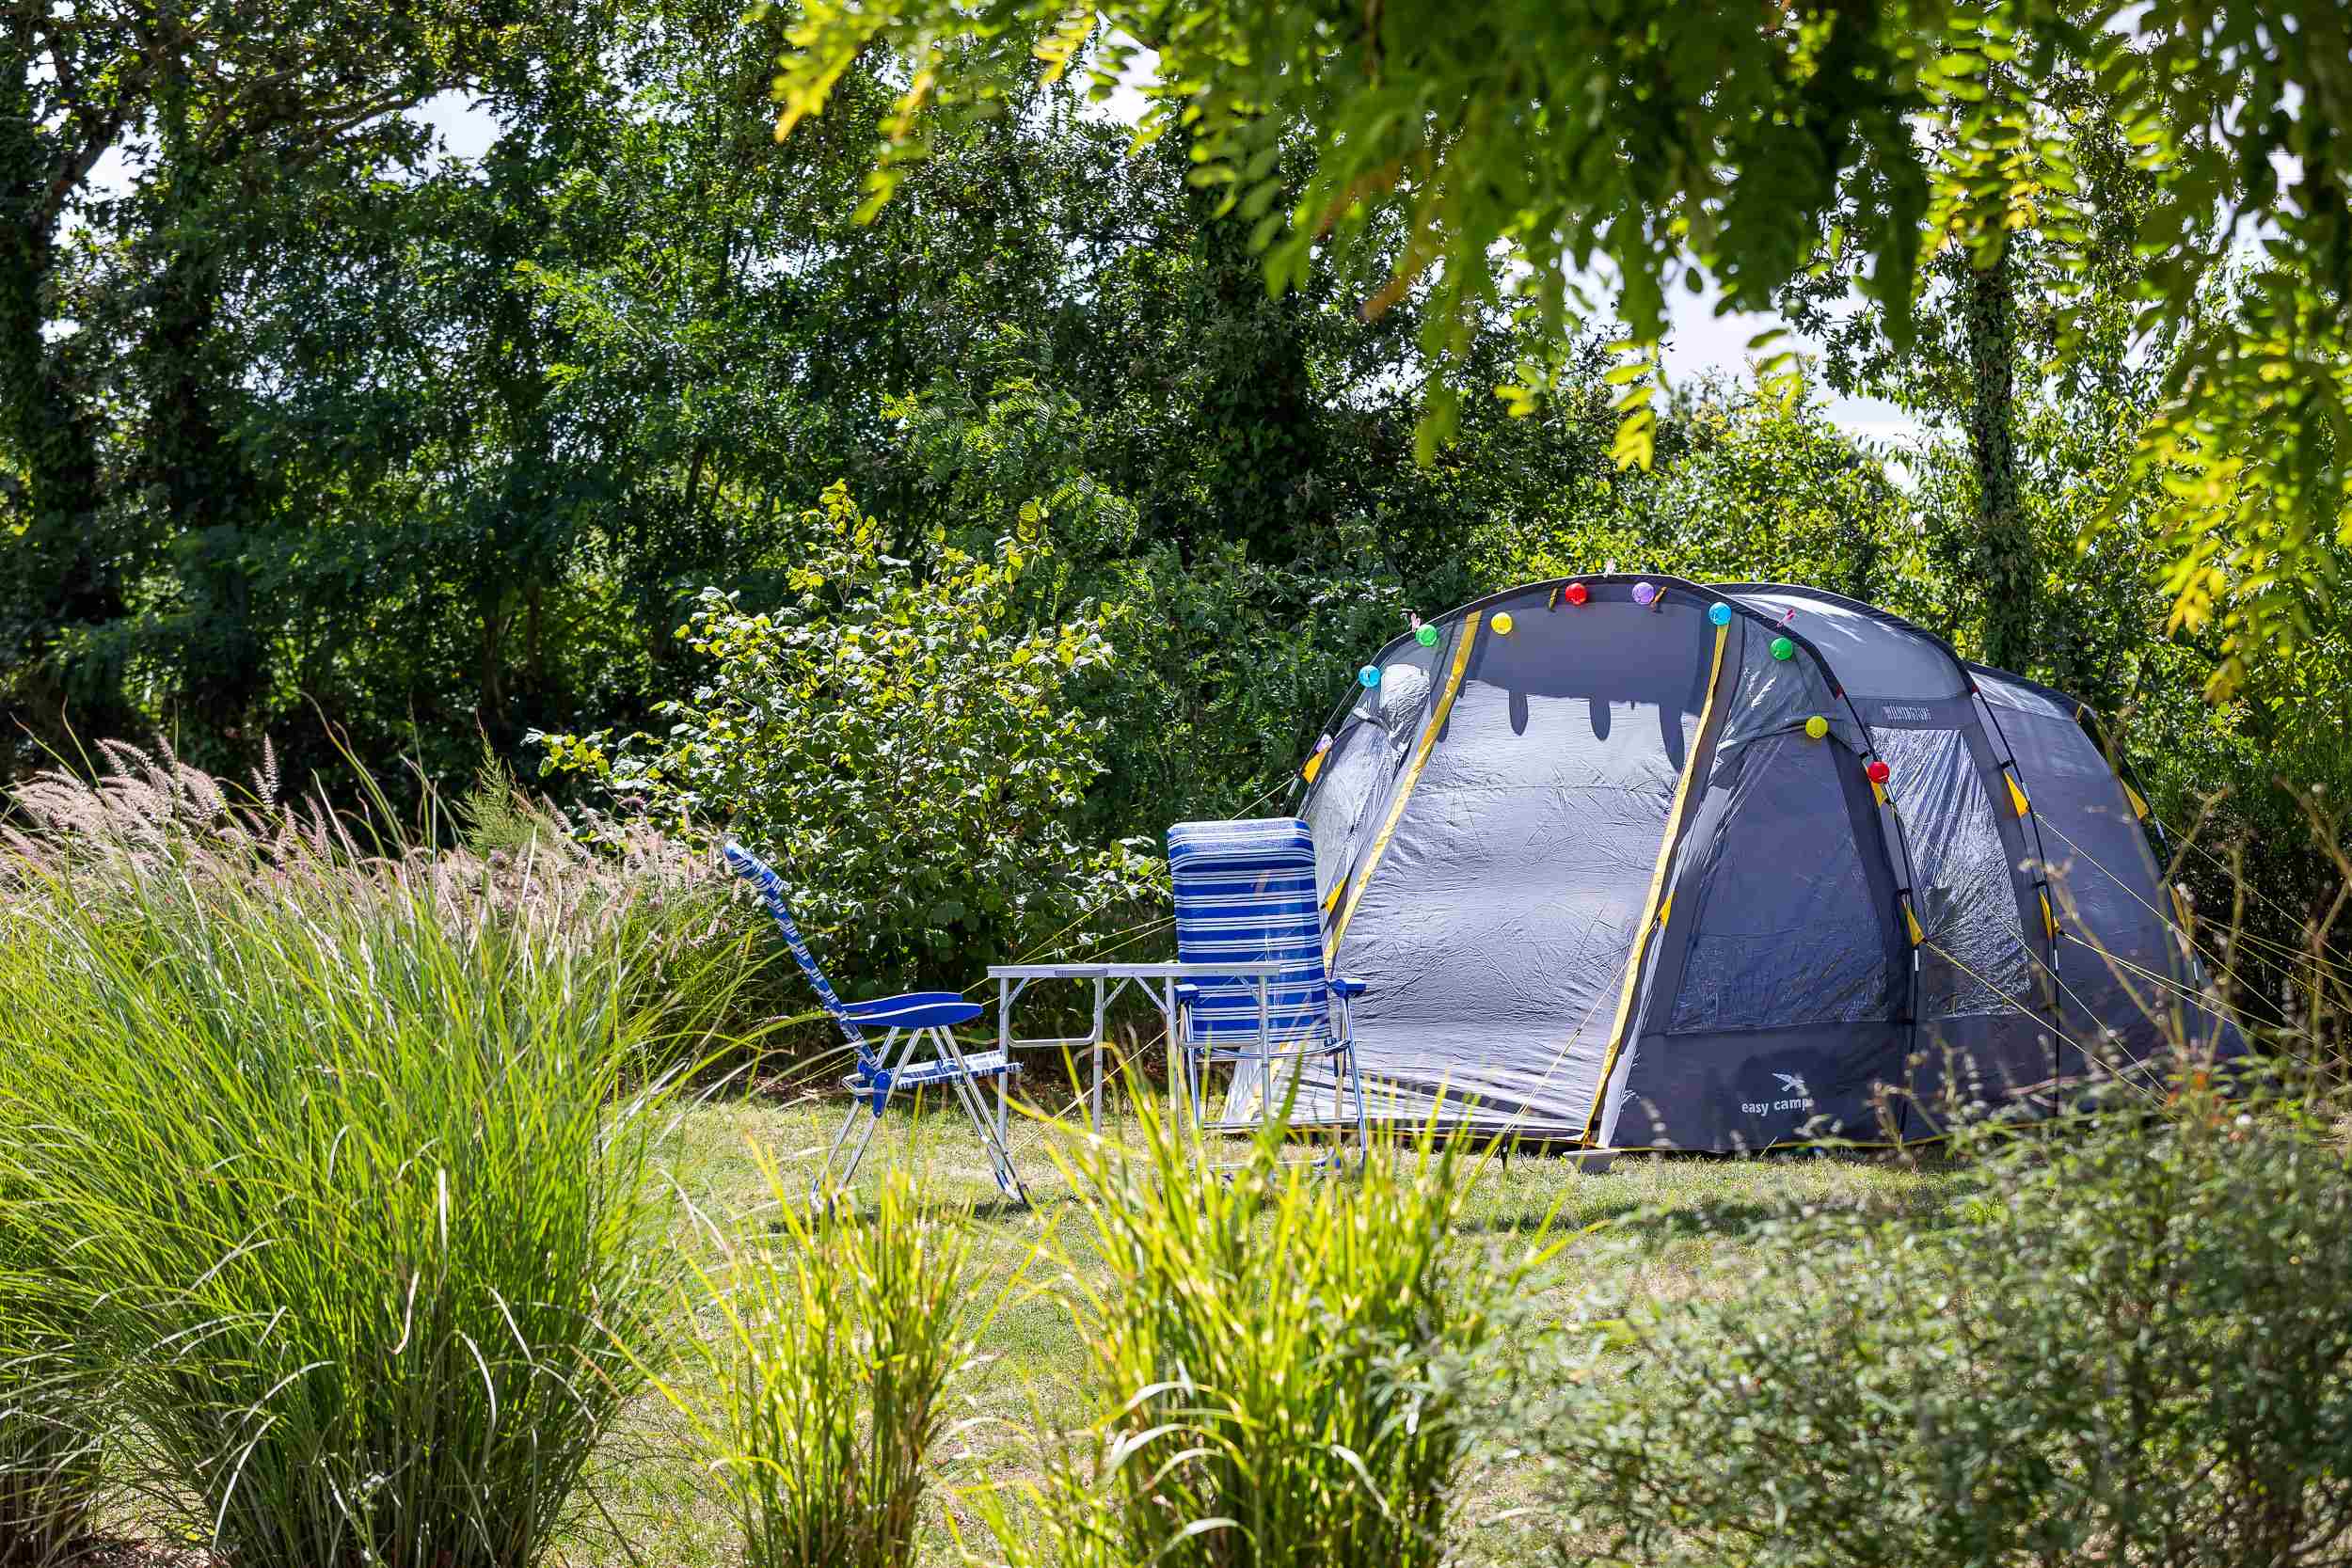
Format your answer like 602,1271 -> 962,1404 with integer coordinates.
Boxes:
538,482 -> 1156,995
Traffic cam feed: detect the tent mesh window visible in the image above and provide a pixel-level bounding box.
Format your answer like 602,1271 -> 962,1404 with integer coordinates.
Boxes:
1303,723 -> 1388,902
1875,727 -> 2029,1019
1668,734 -> 1892,1033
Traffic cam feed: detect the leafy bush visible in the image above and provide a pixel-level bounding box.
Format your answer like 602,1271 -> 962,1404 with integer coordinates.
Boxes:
0,751 -> 732,1568
1510,1069 -> 2352,1568
984,1109 -> 1549,1568
653,1160 -> 992,1568
1079,535 -> 1410,837
537,482 -> 1158,996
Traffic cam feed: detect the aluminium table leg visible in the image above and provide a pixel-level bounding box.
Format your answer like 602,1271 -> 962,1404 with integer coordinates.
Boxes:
1089,975 -> 1107,1135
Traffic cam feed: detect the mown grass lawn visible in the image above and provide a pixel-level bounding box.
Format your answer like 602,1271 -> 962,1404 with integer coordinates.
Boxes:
561,1079 -> 1970,1567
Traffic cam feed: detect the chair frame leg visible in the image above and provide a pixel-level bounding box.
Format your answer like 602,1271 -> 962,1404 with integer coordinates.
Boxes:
813,1026 -> 903,1207
810,1024 -> 1030,1210
937,1024 -> 1027,1205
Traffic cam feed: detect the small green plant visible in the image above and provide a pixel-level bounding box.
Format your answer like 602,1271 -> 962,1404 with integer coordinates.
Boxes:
0,760 -> 732,1568
984,1104 -> 1554,1568
1508,1064 -> 2352,1568
653,1156 -> 993,1568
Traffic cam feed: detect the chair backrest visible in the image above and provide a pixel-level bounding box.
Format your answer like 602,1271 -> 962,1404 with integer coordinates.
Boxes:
722,842 -> 865,1047
1166,817 -> 1331,1047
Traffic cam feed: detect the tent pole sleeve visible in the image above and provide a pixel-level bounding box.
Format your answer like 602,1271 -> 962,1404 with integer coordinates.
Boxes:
1327,611 -> 1484,965
1581,622 -> 1730,1143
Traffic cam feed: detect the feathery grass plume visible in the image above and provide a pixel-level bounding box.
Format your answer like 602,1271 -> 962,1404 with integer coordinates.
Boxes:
982,1101 -> 1561,1568
0,740 -> 765,1075
650,1156 -> 998,1568
0,758 -> 753,1568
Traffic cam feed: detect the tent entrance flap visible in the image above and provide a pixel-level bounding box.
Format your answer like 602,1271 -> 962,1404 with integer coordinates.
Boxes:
1326,585 -> 1728,1137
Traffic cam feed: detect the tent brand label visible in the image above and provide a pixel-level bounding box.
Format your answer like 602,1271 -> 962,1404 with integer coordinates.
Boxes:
1742,1072 -> 1816,1115
1880,704 -> 1933,721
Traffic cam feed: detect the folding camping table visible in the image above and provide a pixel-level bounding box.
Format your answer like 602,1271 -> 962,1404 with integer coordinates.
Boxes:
987,960 -> 1285,1133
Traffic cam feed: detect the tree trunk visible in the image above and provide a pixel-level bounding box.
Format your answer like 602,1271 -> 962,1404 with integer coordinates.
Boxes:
1963,239 -> 2035,671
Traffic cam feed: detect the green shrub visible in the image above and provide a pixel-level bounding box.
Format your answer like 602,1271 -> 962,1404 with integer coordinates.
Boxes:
1510,1069 -> 2352,1568
0,783 -> 720,1567
533,481 -> 1159,996
986,1108 -> 1550,1568
653,1159 -> 991,1568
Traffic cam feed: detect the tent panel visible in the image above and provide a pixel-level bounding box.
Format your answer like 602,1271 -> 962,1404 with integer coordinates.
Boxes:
1980,684 -> 2240,1068
1874,725 -> 2031,1020
1663,733 -> 1903,1034
1301,721 -> 1390,906
1722,586 -> 1968,700
1613,1021 -> 1905,1150
1328,588 -> 1722,1132
1906,1010 -> 2061,1132
1715,621 -> 1865,752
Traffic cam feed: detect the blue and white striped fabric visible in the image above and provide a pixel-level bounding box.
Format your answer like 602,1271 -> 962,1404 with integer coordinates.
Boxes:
722,842 -> 866,1047
1168,817 -> 1333,1049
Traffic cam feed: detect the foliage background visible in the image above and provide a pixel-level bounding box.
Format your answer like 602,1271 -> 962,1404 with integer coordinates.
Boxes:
4,1 -> 2343,1016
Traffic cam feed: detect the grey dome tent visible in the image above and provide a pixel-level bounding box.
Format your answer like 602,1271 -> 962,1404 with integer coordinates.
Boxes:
1285,577 -> 2241,1151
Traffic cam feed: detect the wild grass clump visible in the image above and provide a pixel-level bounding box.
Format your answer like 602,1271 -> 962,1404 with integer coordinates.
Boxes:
0,1184 -> 103,1567
1508,1061 -> 2352,1568
1,738 -> 769,1070
0,745 -> 748,1568
984,1108 -> 1553,1568
654,1158 -> 993,1568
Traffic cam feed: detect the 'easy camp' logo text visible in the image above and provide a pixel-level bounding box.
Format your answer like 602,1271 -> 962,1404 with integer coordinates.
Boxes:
1742,1072 -> 1816,1116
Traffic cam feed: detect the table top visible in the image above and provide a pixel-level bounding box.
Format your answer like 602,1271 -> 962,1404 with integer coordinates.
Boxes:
986,960 -> 1287,979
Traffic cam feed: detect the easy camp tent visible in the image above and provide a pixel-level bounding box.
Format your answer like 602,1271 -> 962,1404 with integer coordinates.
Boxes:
1286,578 -> 2241,1151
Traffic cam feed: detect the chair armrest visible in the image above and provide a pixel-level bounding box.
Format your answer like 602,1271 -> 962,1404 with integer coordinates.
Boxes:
1330,976 -> 1369,998
1173,982 -> 1202,1004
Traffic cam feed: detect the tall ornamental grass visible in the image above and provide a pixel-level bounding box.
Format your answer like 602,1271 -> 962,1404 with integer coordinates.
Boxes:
0,1183 -> 103,1567
984,1107 -> 1557,1568
653,1158 -> 994,1568
0,745 -> 742,1568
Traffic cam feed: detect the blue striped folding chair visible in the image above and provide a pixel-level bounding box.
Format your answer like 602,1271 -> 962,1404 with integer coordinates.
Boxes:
723,843 -> 1026,1206
1166,817 -> 1369,1165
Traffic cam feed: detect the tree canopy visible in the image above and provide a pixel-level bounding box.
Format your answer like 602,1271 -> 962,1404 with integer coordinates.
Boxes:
771,0 -> 2349,692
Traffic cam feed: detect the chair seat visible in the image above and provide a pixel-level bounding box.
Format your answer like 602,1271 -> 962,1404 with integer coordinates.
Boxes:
845,1050 -> 1018,1090
1186,1042 -> 1352,1064
842,990 -> 985,1027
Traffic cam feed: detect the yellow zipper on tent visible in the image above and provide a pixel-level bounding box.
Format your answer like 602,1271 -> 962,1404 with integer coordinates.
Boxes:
1327,611 -> 1483,963
1581,622 -> 1730,1142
